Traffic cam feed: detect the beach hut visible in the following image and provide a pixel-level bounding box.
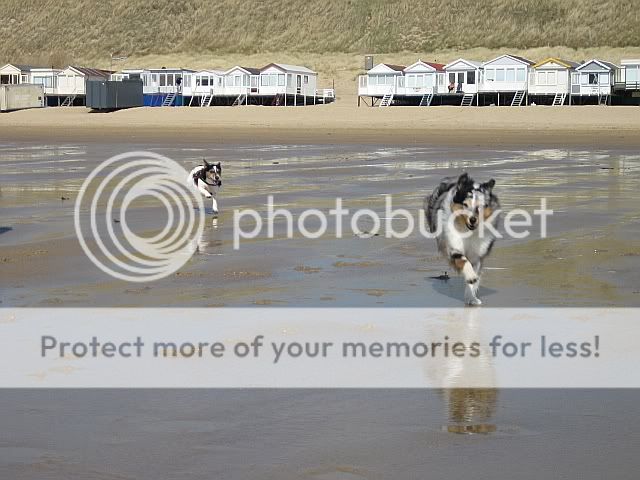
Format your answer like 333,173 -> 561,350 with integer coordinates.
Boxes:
571,60 -> 618,104
443,58 -> 482,105
184,69 -> 225,106
117,68 -> 195,106
358,63 -> 405,106
615,60 -> 640,91
260,63 -> 317,96
223,66 -> 261,103
400,60 -> 445,104
56,66 -> 112,106
480,55 -> 534,105
528,58 -> 579,105
0,64 -> 32,85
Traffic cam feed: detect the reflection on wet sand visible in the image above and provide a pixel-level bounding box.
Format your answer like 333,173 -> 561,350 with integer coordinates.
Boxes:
429,310 -> 499,434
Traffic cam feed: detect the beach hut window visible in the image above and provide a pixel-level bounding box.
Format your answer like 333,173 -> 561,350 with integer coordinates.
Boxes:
588,73 -> 598,85
448,73 -> 456,84
278,74 -> 285,86
304,75 -> 309,84
20,74 -> 28,83
506,69 -> 516,82
628,67 -> 639,82
160,75 -> 166,87
548,71 -> 557,85
287,74 -> 292,85
243,75 -> 249,87
183,75 -> 191,88
486,69 -> 495,82
599,73 -> 608,84
517,69 -> 526,82
496,69 -> 505,82
467,71 -> 475,84
202,77 -> 209,86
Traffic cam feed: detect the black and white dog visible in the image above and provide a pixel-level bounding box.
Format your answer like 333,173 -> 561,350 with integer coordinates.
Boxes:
424,173 -> 499,305
188,159 -> 222,216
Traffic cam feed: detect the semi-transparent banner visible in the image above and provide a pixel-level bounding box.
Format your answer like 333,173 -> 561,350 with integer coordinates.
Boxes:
0,308 -> 636,388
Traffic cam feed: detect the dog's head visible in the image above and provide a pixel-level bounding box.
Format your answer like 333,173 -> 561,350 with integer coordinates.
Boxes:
451,173 -> 497,231
203,159 -> 222,187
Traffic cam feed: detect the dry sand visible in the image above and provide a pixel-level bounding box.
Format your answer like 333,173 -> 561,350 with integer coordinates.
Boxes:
1,104 -> 640,147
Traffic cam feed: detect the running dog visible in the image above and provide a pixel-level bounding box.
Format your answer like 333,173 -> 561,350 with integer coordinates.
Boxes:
188,159 -> 222,216
424,173 -> 499,306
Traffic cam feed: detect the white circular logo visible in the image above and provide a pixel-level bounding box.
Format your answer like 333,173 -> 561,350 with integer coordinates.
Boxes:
74,151 -> 205,282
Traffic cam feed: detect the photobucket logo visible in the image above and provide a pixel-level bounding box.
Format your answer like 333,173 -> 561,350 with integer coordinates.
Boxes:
233,196 -> 553,249
74,151 -> 205,282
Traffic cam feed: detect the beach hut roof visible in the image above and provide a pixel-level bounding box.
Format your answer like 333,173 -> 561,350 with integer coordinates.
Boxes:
1,63 -> 44,71
444,58 -> 482,69
621,59 -> 640,66
532,58 -> 580,69
66,66 -> 113,77
261,63 -> 316,74
576,59 -> 618,71
367,63 -> 406,74
404,60 -> 445,72
484,54 -> 535,66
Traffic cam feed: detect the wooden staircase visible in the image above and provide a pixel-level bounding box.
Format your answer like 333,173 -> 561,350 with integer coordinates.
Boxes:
598,94 -> 609,106
232,93 -> 247,106
379,92 -> 394,107
461,93 -> 475,106
552,93 -> 566,106
200,94 -> 212,107
162,92 -> 176,107
511,90 -> 525,106
60,95 -> 76,107
419,93 -> 434,106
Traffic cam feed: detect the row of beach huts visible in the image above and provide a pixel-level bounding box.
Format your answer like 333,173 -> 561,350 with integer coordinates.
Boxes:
358,55 -> 640,106
0,62 -> 335,110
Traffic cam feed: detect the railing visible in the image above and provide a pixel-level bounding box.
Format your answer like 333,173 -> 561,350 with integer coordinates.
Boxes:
316,88 -> 335,98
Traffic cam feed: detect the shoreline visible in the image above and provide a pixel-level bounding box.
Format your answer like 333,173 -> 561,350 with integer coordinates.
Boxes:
2,104 -> 640,147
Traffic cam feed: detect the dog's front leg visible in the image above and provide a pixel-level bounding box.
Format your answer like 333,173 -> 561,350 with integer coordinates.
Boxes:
451,253 -> 481,306
210,195 -> 219,217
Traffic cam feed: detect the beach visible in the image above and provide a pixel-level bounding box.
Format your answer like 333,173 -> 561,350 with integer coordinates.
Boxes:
2,114 -> 640,478
2,104 -> 640,147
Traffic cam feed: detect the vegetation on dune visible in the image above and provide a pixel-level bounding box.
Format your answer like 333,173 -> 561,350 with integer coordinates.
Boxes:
0,0 -> 638,67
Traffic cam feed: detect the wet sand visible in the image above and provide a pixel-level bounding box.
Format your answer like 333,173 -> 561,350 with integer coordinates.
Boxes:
1,137 -> 640,478
1,141 -> 639,307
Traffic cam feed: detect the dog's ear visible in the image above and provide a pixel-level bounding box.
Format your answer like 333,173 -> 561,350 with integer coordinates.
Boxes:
482,179 -> 496,191
216,162 -> 221,172
457,172 -> 470,189
202,158 -> 210,168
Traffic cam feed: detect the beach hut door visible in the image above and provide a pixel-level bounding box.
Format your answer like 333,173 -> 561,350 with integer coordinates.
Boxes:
296,75 -> 302,94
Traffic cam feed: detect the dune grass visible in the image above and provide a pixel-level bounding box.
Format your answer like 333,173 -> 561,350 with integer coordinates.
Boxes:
1,0 -> 639,66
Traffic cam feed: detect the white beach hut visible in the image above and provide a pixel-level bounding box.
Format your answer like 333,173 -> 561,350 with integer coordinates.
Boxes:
571,60 -> 618,104
358,63 -> 405,99
480,54 -> 534,105
616,59 -> 640,91
56,66 -> 112,105
224,66 -> 261,100
528,58 -> 579,105
184,69 -> 225,106
0,64 -> 32,85
444,58 -> 482,105
401,60 -> 446,98
259,63 -> 317,97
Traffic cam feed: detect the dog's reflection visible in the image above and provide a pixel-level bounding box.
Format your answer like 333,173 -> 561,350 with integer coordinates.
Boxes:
425,309 -> 498,434
194,217 -> 224,255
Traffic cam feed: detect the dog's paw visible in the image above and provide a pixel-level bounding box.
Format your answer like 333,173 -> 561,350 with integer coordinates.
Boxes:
465,296 -> 482,306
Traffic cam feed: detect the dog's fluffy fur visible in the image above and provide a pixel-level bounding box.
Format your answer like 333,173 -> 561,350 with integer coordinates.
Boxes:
188,159 -> 222,215
424,173 -> 500,305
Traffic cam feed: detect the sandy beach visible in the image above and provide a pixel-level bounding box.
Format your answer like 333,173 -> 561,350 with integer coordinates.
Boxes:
2,104 -> 640,147
2,120 -> 640,479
